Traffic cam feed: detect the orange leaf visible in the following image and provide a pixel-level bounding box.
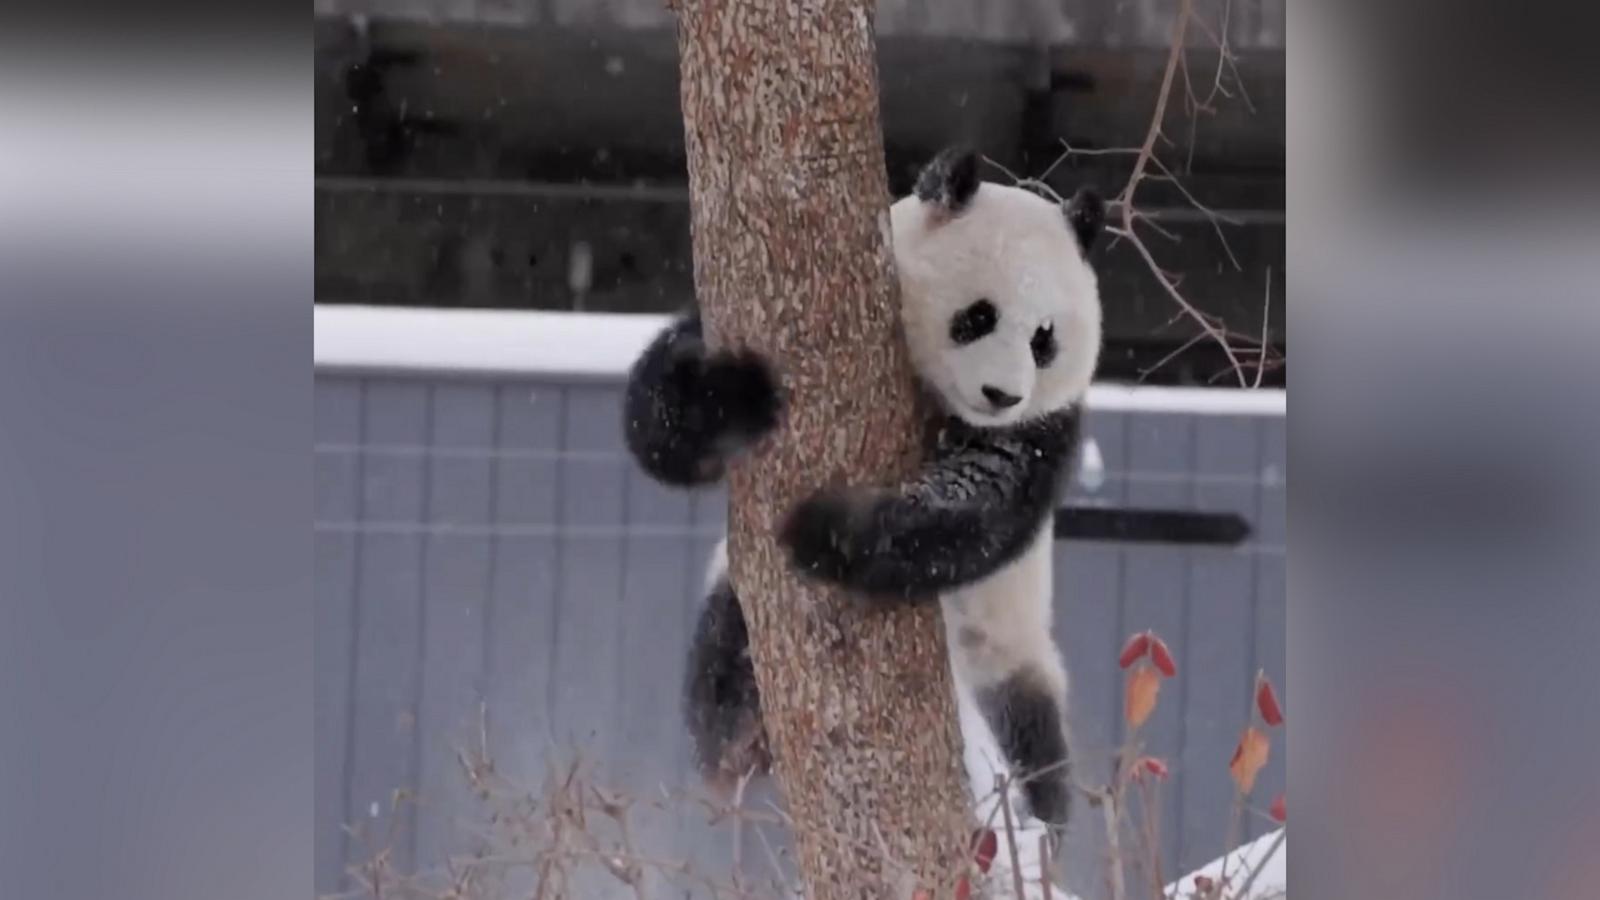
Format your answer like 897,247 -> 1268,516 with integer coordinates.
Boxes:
1118,632 -> 1151,668
1228,726 -> 1271,794
1125,666 -> 1161,729
1150,634 -> 1178,677
1270,791 -> 1287,822
1255,672 -> 1284,726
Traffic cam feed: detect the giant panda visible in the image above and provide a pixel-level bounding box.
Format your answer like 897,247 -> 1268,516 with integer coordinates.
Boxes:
621,146 -> 1105,833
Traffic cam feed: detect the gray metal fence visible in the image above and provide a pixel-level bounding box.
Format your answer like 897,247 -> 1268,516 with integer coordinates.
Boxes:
314,371 -> 1285,899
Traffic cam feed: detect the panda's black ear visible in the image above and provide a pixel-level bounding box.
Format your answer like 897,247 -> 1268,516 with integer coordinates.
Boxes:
914,146 -> 981,215
1065,187 -> 1105,253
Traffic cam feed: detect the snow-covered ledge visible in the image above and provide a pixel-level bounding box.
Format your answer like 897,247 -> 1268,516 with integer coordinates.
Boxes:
314,305 -> 1286,417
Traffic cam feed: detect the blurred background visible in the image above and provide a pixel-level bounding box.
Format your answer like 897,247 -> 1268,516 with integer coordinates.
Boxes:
14,1 -> 1600,898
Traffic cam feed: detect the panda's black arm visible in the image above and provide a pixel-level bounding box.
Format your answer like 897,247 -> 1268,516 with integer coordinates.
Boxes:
779,408 -> 1081,598
622,309 -> 783,487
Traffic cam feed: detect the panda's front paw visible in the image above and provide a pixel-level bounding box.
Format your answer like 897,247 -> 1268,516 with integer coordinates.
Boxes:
702,351 -> 783,444
779,489 -> 879,588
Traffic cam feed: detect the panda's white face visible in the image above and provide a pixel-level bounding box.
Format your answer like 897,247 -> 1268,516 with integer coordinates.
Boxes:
890,181 -> 1103,427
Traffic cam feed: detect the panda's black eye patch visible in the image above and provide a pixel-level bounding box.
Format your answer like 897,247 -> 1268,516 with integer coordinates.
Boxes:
950,300 -> 998,345
1031,323 -> 1058,368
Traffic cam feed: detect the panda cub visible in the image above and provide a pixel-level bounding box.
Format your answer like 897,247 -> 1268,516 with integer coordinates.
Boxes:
621,147 -> 1105,829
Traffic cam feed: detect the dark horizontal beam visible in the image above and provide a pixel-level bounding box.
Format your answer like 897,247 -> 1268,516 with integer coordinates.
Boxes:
1053,506 -> 1253,546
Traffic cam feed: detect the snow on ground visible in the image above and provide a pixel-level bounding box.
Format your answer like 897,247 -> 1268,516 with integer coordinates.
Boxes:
960,691 -> 1286,900
1164,827 -> 1285,899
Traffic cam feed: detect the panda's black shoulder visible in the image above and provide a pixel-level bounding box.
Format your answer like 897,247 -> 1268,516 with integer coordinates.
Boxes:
925,404 -> 1081,459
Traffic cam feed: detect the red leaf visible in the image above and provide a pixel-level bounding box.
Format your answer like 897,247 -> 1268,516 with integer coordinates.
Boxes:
955,876 -> 972,900
1256,672 -> 1285,726
1270,792 -> 1287,822
972,828 -> 997,874
1150,635 -> 1178,677
1118,632 -> 1152,669
1135,756 -> 1170,780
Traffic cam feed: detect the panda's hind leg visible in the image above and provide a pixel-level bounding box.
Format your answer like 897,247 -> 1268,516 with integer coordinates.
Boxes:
946,536 -> 1074,830
974,660 -> 1074,830
683,571 -> 770,791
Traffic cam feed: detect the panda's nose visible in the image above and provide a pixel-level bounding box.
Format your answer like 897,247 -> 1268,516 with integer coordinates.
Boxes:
982,385 -> 1023,409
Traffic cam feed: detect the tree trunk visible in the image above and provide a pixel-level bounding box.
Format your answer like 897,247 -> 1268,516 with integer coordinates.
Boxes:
673,1 -> 972,897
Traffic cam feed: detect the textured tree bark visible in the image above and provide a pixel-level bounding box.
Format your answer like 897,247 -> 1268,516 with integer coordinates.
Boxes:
673,1 -> 972,897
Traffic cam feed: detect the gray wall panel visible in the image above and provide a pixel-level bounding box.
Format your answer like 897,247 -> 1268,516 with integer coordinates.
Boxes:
627,464 -> 695,528
550,536 -> 626,756
498,384 -> 565,450
347,383 -> 430,871
415,392 -> 497,861
495,455 -> 560,528
484,534 -> 560,777
432,383 -> 497,448
314,372 -> 1286,899
1174,415 -> 1264,872
347,528 -> 426,873
417,534 -> 493,860
1052,542 -> 1122,893
1251,415 -> 1287,840
616,535 -> 696,783
1050,408 -> 1129,892
692,488 -> 728,533
1120,415 -> 1195,881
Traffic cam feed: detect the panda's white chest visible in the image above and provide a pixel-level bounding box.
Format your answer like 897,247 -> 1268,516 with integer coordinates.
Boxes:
939,530 -> 1057,687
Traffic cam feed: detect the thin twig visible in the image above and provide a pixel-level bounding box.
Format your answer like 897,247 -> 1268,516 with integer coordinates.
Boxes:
1132,209 -> 1182,244
1119,0 -> 1249,386
729,766 -> 754,893
1145,154 -> 1243,270
752,820 -> 790,894
1124,223 -> 1249,386
1137,776 -> 1167,894
995,774 -> 1030,900
1046,0 -> 1255,387
1254,267 -> 1273,389
1190,4 -> 1256,114
1216,792 -> 1246,896
1098,785 -> 1126,900
1138,329 -> 1210,383
1117,0 -> 1191,212
982,154 -> 1067,205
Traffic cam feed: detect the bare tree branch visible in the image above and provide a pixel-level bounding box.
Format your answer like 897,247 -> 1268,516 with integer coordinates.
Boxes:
992,0 -> 1281,388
